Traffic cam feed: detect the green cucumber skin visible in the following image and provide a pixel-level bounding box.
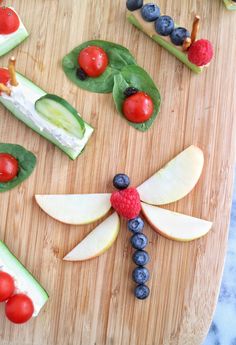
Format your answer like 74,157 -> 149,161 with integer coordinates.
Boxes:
35,94 -> 86,139
16,72 -> 46,94
0,240 -> 48,315
0,27 -> 29,57
127,13 -> 203,74
223,0 -> 236,9
0,73 -> 94,160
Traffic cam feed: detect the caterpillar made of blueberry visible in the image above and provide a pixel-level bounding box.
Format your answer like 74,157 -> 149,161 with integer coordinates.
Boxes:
126,1 -> 214,73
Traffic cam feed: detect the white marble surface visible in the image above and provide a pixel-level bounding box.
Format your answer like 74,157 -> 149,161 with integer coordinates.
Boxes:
203,176 -> 236,345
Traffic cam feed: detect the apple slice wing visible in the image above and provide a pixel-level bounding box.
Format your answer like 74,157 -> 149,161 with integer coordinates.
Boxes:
35,193 -> 111,225
141,203 -> 212,241
63,212 -> 120,261
137,145 -> 204,205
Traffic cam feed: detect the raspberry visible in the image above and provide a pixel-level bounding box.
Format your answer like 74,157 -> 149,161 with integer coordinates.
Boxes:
110,187 -> 141,219
188,39 -> 213,67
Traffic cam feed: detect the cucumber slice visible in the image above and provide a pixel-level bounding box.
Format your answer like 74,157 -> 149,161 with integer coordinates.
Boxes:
0,8 -> 29,57
35,94 -> 85,140
0,73 -> 93,160
0,240 -> 48,316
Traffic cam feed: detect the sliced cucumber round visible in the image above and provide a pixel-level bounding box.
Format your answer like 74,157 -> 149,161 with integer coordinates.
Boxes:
35,94 -> 85,139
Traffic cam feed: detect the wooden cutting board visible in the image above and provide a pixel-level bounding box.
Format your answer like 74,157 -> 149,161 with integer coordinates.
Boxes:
0,0 -> 236,344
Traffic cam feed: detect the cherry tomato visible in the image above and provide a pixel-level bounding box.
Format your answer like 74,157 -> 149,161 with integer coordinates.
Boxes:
0,153 -> 19,183
122,91 -> 154,123
0,68 -> 10,85
5,294 -> 34,324
78,46 -> 108,78
0,272 -> 15,302
0,7 -> 20,35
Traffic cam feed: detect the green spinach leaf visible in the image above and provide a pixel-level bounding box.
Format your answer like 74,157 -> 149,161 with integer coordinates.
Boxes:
0,143 -> 36,192
112,65 -> 161,131
62,40 -> 137,93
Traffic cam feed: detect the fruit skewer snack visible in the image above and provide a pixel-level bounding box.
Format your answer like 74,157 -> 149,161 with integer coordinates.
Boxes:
0,58 -> 93,160
0,5 -> 29,56
126,1 -> 214,73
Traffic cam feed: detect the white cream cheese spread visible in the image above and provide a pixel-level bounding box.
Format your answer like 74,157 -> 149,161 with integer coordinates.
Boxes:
1,82 -> 84,150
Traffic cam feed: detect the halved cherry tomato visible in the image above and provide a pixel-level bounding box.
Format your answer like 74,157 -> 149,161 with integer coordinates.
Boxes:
0,271 -> 15,302
0,7 -> 20,35
78,46 -> 108,78
0,68 -> 10,85
122,91 -> 154,123
0,153 -> 19,183
5,294 -> 34,324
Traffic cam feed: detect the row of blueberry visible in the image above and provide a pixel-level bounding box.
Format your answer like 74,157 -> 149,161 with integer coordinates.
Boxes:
128,217 -> 150,299
126,1 -> 190,46
113,174 -> 150,300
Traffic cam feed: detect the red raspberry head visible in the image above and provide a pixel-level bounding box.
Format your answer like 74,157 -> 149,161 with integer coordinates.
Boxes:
188,39 -> 213,67
110,187 -> 141,220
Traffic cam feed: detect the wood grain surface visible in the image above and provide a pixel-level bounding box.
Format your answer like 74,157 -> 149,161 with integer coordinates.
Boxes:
0,0 -> 236,344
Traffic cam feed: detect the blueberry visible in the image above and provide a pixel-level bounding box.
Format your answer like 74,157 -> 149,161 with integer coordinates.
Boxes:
126,0 -> 143,11
132,250 -> 150,266
141,3 -> 160,22
113,174 -> 130,190
132,267 -> 150,284
130,233 -> 148,250
124,87 -> 139,97
128,217 -> 144,233
76,68 -> 87,81
134,284 -> 150,299
170,27 -> 190,46
155,15 -> 175,36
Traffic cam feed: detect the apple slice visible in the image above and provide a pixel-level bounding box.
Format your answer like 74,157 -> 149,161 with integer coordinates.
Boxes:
63,212 -> 120,261
141,203 -> 212,241
137,145 -> 204,205
35,193 -> 111,225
